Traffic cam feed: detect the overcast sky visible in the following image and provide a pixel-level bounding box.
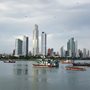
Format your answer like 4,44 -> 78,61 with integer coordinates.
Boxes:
0,0 -> 90,54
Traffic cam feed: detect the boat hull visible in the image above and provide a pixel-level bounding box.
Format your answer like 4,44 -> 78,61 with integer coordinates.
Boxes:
3,60 -> 16,63
33,64 -> 59,68
33,59 -> 59,68
65,66 -> 86,71
73,63 -> 90,67
33,64 -> 52,67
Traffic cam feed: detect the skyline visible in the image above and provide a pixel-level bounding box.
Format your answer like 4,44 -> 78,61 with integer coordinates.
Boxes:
0,0 -> 90,53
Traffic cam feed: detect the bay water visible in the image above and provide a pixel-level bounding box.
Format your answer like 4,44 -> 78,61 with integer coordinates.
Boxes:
0,60 -> 90,90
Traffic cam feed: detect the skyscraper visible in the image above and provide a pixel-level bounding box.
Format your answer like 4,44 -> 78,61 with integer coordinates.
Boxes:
60,46 -> 65,57
33,24 -> 39,56
87,50 -> 90,58
83,48 -> 87,58
67,37 -> 76,57
41,32 -> 47,56
75,40 -> 78,57
22,36 -> 29,56
15,39 -> 23,56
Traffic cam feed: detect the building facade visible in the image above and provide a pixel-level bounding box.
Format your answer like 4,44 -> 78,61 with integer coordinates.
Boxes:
60,46 -> 65,57
41,32 -> 47,56
15,39 -> 22,56
75,40 -> 79,57
67,37 -> 76,57
33,24 -> 39,56
83,48 -> 87,58
22,36 -> 29,56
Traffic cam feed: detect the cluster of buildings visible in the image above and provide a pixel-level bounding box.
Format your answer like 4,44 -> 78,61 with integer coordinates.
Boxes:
15,24 -> 47,57
60,37 -> 78,58
60,37 -> 90,58
15,36 -> 28,56
14,24 -> 90,58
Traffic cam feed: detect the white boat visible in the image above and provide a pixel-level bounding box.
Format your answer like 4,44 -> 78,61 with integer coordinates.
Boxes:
33,59 -> 59,68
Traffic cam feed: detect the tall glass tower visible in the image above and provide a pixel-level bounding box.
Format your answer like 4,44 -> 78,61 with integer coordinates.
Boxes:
33,24 -> 39,56
60,46 -> 65,57
41,32 -> 47,56
22,36 -> 29,56
75,40 -> 78,57
15,39 -> 22,56
67,37 -> 76,57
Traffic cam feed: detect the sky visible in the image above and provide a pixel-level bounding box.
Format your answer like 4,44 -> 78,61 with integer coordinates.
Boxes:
0,0 -> 90,54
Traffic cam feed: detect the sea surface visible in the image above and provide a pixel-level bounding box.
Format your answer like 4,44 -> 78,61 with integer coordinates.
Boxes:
0,60 -> 90,90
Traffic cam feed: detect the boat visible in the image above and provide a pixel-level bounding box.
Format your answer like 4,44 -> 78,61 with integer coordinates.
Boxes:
3,60 -> 16,63
73,62 -> 90,67
60,60 -> 72,64
33,59 -> 59,68
65,66 -> 86,71
33,64 -> 52,67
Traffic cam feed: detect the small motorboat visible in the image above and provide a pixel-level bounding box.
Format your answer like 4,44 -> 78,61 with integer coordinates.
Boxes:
65,66 -> 86,71
3,60 -> 16,63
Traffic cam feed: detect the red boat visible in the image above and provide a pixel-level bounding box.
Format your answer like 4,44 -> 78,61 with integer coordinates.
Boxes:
65,66 -> 86,71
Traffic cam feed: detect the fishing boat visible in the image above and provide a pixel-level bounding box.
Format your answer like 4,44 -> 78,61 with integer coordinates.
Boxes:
65,66 -> 86,71
33,59 -> 59,68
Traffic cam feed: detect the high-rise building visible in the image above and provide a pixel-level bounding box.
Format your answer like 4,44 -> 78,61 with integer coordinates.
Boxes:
75,40 -> 78,57
67,40 -> 70,56
67,37 -> 76,57
60,46 -> 65,57
83,48 -> 87,58
41,32 -> 47,56
87,50 -> 90,58
22,36 -> 29,56
48,48 -> 51,56
78,49 -> 83,58
47,48 -> 54,56
51,48 -> 54,56
33,24 -> 39,56
15,39 -> 23,56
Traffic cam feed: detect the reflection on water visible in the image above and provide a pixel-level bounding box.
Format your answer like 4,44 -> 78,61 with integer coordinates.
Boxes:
32,68 -> 47,90
14,63 -> 28,76
13,61 -> 29,90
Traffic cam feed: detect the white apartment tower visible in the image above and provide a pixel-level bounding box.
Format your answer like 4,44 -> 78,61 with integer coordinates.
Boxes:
15,39 -> 23,56
41,32 -> 47,56
33,24 -> 39,56
22,36 -> 29,56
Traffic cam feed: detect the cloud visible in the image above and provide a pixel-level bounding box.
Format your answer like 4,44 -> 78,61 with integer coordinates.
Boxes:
0,0 -> 90,53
